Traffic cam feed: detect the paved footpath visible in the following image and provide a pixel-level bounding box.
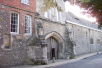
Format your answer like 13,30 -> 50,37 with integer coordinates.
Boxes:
51,53 -> 102,68
10,51 -> 102,68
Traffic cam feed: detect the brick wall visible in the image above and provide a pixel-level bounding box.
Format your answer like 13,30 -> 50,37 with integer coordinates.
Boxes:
0,0 -> 36,12
0,3 -> 36,67
0,3 -> 35,34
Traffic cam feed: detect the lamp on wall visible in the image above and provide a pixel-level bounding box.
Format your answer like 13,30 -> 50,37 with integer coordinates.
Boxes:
36,20 -> 44,36
36,20 -> 48,46
38,25 -> 43,35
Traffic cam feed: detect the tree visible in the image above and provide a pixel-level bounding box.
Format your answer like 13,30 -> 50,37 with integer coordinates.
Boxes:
42,0 -> 102,28
41,0 -> 63,12
75,0 -> 102,28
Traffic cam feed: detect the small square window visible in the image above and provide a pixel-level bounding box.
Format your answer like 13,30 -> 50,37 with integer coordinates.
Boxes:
21,0 -> 29,5
1,34 -> 11,50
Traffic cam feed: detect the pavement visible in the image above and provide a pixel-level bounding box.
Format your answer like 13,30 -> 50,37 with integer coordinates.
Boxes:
10,51 -> 102,68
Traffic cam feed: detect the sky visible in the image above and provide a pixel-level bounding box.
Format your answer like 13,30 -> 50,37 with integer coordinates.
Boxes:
65,1 -> 96,22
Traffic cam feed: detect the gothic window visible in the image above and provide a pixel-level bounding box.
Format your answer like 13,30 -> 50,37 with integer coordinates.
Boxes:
56,10 -> 60,21
21,0 -> 29,5
11,12 -> 19,33
90,38 -> 94,44
25,15 -> 32,35
44,11 -> 48,18
44,9 -> 52,19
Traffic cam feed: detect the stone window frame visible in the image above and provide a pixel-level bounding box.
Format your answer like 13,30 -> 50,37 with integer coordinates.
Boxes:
10,12 -> 19,34
24,15 -> 32,35
21,0 -> 29,5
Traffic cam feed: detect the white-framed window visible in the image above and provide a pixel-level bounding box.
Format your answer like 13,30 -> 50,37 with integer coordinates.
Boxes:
25,15 -> 32,35
21,0 -> 29,5
11,12 -> 19,34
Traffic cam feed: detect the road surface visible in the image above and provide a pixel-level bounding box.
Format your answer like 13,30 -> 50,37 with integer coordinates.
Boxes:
50,54 -> 102,68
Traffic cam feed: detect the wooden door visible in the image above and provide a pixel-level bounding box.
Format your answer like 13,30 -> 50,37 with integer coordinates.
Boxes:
47,37 -> 58,60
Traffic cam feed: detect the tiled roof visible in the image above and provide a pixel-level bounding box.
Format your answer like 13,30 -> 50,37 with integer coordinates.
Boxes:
66,11 -> 102,30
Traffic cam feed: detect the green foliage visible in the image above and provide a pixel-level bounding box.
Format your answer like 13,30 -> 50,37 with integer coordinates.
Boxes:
27,59 -> 47,65
34,60 -> 47,65
73,0 -> 102,28
98,25 -> 102,29
81,0 -> 91,3
41,0 -> 63,12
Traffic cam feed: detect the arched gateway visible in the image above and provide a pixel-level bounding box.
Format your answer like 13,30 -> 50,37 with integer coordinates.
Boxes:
45,32 -> 64,60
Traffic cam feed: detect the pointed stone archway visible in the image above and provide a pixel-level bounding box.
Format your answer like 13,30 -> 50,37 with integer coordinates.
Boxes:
45,32 -> 64,60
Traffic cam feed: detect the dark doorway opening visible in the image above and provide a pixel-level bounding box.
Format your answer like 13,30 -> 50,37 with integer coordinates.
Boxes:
51,48 -> 55,59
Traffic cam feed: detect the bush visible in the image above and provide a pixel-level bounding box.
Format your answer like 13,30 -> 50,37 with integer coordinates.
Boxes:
34,60 -> 47,65
27,59 -> 47,65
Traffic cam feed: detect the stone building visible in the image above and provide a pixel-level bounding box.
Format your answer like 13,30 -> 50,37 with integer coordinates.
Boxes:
36,0 -> 68,60
0,0 -> 102,68
36,0 -> 102,60
66,12 -> 102,55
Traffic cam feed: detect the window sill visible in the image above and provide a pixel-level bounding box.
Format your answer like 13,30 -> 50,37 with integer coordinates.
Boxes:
25,33 -> 32,36
10,32 -> 19,35
21,3 -> 30,6
1,45 -> 12,51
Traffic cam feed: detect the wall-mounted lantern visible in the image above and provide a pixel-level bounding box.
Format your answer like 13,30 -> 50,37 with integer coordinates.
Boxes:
36,20 -> 44,36
38,25 -> 43,35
